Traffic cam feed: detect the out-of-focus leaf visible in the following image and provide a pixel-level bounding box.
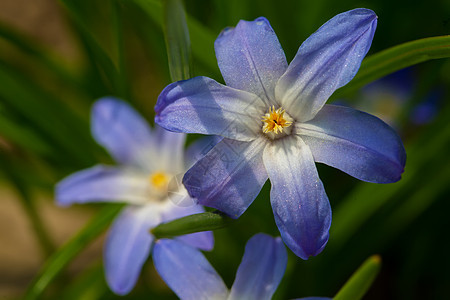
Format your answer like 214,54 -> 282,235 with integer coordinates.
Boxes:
163,0 -> 192,81
0,112 -> 50,155
0,60 -> 97,166
132,0 -> 218,73
111,0 -> 131,100
24,204 -> 123,300
331,103 -> 450,250
334,255 -> 381,300
371,160 -> 450,247
0,21 -> 85,93
60,263 -> 110,300
151,211 -> 235,239
58,0 -> 122,95
0,153 -> 54,256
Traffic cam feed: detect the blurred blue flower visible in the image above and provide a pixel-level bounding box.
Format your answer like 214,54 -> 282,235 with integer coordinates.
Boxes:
338,68 -> 441,130
55,97 -> 214,295
154,233 -> 329,300
155,9 -> 406,260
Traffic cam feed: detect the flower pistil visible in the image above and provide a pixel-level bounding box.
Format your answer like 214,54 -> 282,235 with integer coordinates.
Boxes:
262,106 -> 293,138
149,171 -> 170,193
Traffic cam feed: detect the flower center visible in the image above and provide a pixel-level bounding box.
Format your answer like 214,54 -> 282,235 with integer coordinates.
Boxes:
149,171 -> 170,193
262,106 -> 293,139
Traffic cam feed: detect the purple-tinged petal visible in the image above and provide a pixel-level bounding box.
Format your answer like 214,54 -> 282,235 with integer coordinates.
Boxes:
215,17 -> 288,104
155,76 -> 265,141
175,230 -> 214,252
276,9 -> 377,122
297,104 -> 406,183
183,138 -> 268,218
263,136 -> 331,260
161,202 -> 214,251
55,165 -> 149,206
228,234 -> 287,300
105,204 -> 162,295
153,239 -> 228,300
150,125 -> 186,174
185,136 -> 223,169
92,97 -> 153,168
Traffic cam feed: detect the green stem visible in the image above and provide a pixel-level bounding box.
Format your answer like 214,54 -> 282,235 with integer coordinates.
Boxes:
151,211 -> 236,239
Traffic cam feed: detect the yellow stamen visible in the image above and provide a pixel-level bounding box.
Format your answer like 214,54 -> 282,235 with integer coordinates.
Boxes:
262,106 -> 293,135
149,172 -> 169,191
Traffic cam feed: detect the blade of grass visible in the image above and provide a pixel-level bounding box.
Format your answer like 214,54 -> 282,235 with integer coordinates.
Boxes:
132,0 -> 218,74
0,153 -> 55,257
334,255 -> 382,300
111,0 -> 131,99
58,0 -> 122,94
0,60 -> 98,166
163,0 -> 192,81
0,111 -> 51,155
24,204 -> 123,300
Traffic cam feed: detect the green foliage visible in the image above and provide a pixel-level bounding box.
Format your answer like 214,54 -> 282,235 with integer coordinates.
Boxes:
334,255 -> 382,300
0,0 -> 448,299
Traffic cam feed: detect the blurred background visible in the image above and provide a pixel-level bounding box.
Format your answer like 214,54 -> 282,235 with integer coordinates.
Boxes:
0,0 -> 449,299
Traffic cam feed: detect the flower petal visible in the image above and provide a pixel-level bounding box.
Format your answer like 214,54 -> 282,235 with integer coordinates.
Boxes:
263,136 -> 331,260
92,97 -> 153,167
55,165 -> 149,206
185,136 -> 223,169
183,138 -> 268,218
150,124 -> 186,174
153,239 -> 228,300
155,76 -> 265,141
228,234 -> 287,300
214,17 -> 288,104
276,8 -> 377,122
104,204 -> 162,295
161,203 -> 214,251
297,104 -> 406,183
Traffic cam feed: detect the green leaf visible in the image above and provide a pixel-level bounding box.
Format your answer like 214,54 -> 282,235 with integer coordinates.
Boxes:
163,0 -> 192,81
60,263 -> 110,300
335,35 -> 450,98
132,0 -> 218,74
0,21 -> 85,92
0,111 -> 50,155
58,0 -> 122,94
151,211 -> 236,239
111,0 -> 131,99
334,255 -> 382,300
0,153 -> 55,257
0,62 -> 97,166
24,205 -> 123,300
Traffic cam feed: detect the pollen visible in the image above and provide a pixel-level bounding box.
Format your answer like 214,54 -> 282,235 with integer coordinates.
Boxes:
262,106 -> 293,136
149,171 -> 170,191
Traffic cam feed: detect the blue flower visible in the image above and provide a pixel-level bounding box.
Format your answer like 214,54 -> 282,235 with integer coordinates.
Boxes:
56,97 -> 214,295
154,9 -> 406,259
356,68 -> 441,127
154,233 -> 330,300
